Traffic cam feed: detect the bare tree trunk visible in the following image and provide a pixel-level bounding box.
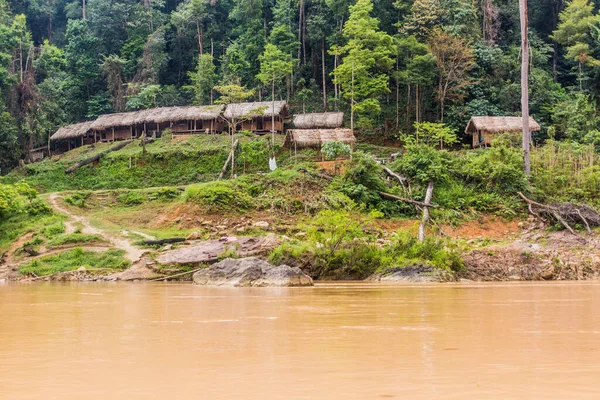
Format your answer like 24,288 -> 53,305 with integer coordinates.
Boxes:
418,181 -> 434,242
520,0 -> 531,176
297,0 -> 304,66
82,0 -> 86,20
350,64 -> 354,134
322,39 -> 327,111
196,21 -> 203,55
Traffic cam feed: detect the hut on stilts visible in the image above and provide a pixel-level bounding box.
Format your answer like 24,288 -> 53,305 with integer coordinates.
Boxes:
466,116 -> 541,148
49,121 -> 95,152
89,105 -> 225,142
223,101 -> 289,134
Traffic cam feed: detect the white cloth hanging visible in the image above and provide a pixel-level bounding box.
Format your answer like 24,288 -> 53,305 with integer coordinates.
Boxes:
269,157 -> 277,171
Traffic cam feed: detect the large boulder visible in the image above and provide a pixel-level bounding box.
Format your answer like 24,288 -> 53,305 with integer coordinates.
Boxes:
193,257 -> 313,287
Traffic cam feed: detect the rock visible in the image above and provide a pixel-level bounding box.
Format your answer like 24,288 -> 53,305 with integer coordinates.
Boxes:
296,232 -> 307,238
369,265 -> 453,283
186,231 -> 203,241
236,227 -> 246,233
193,257 -> 313,287
253,221 -> 270,228
157,234 -> 280,266
76,266 -> 87,272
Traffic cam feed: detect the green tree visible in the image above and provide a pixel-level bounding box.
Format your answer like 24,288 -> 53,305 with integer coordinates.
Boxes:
330,0 -> 394,130
188,53 -> 217,105
257,43 -> 293,142
552,0 -> 600,91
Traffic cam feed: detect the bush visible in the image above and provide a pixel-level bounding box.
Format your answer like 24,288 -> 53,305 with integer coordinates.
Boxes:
19,248 -> 130,276
321,141 -> 351,160
65,191 -> 91,208
184,180 -> 253,211
118,191 -> 145,206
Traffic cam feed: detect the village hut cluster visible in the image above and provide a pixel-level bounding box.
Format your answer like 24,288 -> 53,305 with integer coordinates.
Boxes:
49,101 -> 357,155
47,101 -> 540,158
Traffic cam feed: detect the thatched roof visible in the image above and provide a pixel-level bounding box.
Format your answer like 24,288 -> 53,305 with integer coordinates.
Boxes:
90,105 -> 224,130
224,101 -> 288,119
293,112 -> 344,129
285,129 -> 356,148
465,116 -> 541,134
50,121 -> 94,141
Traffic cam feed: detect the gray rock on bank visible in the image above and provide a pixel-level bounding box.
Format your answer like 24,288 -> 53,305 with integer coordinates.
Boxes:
193,257 -> 313,287
369,265 -> 453,283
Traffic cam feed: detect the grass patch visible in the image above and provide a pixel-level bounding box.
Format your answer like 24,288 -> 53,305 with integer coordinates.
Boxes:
19,248 -> 130,276
47,233 -> 106,247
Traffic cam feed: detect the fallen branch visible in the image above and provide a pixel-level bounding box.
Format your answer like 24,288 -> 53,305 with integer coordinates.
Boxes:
418,181 -> 434,242
65,140 -> 132,174
218,139 -> 239,180
378,191 -> 440,208
148,266 -> 206,282
141,238 -> 186,246
518,192 -> 589,241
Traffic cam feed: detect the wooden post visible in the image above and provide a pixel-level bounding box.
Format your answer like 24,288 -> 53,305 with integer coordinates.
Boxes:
112,127 -> 115,142
418,181 -> 434,242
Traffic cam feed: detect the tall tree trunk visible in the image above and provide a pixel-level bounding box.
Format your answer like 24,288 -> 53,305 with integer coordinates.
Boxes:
520,0 -> 531,176
196,22 -> 203,55
350,64 -> 354,134
297,0 -> 304,66
82,0 -> 86,20
322,39 -> 327,111
272,78 -> 275,146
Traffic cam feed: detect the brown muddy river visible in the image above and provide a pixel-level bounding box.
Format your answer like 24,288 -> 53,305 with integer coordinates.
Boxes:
1,282 -> 600,399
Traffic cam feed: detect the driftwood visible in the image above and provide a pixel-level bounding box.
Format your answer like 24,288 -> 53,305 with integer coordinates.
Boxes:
218,139 -> 239,180
518,192 -> 599,239
139,137 -> 155,146
378,191 -> 439,209
418,181 -> 434,242
141,238 -> 186,246
65,140 -> 132,174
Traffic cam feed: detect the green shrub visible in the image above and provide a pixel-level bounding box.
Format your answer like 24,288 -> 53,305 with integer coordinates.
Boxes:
184,181 -> 253,210
118,191 -> 145,206
65,191 -> 91,207
321,141 -> 351,160
47,233 -> 105,247
41,222 -> 65,238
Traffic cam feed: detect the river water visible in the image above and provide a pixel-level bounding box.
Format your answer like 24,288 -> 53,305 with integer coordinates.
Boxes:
1,282 -> 600,399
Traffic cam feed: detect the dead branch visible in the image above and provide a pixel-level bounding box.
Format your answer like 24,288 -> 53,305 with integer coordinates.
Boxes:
383,167 -> 410,193
141,238 -> 186,246
378,191 -> 440,209
218,139 -> 239,180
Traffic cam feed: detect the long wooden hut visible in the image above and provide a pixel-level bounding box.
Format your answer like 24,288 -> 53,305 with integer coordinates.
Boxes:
49,121 -> 95,151
223,101 -> 288,134
90,105 -> 225,142
293,112 -> 344,129
466,116 -> 541,148
284,128 -> 356,149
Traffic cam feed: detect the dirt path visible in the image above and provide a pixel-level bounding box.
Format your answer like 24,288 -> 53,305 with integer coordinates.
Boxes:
47,193 -> 145,262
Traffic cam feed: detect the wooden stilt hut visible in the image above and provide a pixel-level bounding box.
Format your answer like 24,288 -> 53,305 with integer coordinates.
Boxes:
49,121 -> 95,152
90,105 -> 226,141
224,101 -> 289,134
466,116 -> 541,148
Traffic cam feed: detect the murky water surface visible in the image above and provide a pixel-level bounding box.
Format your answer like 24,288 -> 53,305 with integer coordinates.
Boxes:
1,282 -> 600,399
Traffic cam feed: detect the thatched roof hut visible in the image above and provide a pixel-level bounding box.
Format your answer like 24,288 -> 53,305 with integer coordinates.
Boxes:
466,116 -> 541,147
284,129 -> 356,148
50,121 -> 94,141
223,101 -> 288,120
90,105 -> 225,131
293,112 -> 344,129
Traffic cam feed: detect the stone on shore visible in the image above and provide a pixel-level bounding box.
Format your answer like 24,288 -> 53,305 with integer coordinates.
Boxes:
192,257 -> 313,287
369,265 -> 453,283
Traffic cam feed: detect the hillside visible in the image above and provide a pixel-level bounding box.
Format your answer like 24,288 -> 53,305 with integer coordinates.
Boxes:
2,134 -> 600,283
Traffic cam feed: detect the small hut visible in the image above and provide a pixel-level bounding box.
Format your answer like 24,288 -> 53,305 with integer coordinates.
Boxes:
50,121 -> 95,151
293,112 -> 344,129
284,128 -> 356,149
90,105 -> 225,142
466,116 -> 541,148
223,101 -> 288,134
